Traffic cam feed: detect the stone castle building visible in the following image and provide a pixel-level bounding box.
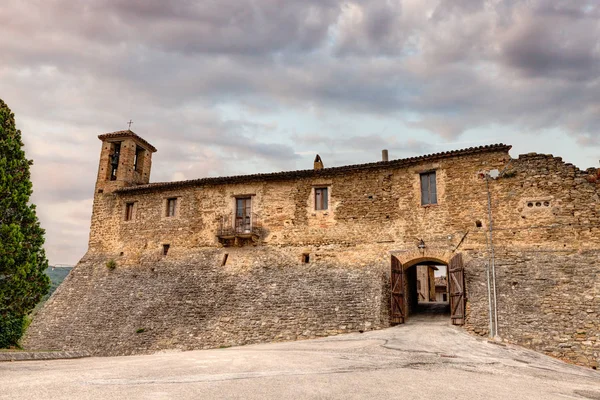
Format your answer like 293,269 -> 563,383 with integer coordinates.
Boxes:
25,130 -> 600,368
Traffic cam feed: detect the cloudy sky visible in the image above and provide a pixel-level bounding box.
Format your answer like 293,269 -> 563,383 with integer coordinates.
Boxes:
1,0 -> 599,265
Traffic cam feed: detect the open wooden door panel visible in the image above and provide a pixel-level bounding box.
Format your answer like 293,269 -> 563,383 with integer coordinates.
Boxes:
390,256 -> 405,325
449,253 -> 466,326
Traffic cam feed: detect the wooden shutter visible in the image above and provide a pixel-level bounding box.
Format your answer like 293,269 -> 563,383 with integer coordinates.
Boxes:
390,256 -> 405,325
420,172 -> 438,205
449,253 -> 466,326
429,172 -> 437,204
420,174 -> 429,205
315,188 -> 328,210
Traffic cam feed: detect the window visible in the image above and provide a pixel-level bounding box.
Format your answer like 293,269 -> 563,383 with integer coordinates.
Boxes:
315,187 -> 328,210
302,253 -> 310,263
162,244 -> 170,256
109,142 -> 121,181
134,146 -> 145,172
166,198 -> 177,217
420,171 -> 437,205
125,202 -> 134,221
235,197 -> 252,233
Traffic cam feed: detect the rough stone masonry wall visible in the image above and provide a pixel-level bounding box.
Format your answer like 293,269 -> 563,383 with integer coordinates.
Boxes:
488,154 -> 600,368
458,153 -> 600,368
26,246 -> 388,356
25,147 -> 600,368
494,250 -> 599,368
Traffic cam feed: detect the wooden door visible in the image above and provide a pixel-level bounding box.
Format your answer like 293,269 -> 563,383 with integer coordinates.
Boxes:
390,256 -> 405,325
449,253 -> 466,326
235,197 -> 251,233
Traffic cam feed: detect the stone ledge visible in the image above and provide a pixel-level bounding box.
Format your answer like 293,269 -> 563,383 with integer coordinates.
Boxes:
0,351 -> 90,362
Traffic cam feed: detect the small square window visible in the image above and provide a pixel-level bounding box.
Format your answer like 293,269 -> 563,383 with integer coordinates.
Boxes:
315,187 -> 328,211
125,202 -> 134,221
166,198 -> 177,217
420,172 -> 437,206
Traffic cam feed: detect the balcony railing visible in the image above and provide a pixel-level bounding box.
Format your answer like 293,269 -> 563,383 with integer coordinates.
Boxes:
217,213 -> 262,241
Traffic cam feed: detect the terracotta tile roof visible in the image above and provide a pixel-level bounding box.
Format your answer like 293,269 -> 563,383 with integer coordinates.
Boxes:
435,277 -> 447,287
98,130 -> 157,152
115,143 -> 512,194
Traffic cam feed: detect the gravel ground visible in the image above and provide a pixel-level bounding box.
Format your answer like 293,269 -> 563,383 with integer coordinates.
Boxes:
2,308 -> 599,400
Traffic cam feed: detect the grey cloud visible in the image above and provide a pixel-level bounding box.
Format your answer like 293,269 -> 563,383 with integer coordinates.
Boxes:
334,1 -> 406,56
3,0 -> 600,264
498,2 -> 600,80
431,0 -> 486,20
4,0 -> 599,139
292,131 -> 436,167
2,0 -> 341,58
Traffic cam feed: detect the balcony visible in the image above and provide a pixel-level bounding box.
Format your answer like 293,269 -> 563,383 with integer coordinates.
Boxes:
217,213 -> 262,246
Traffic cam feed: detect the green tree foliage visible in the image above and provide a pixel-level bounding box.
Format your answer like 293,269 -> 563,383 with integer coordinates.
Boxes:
0,98 -> 49,347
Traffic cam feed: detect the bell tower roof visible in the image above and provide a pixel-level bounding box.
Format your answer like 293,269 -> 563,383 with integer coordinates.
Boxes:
98,130 -> 157,153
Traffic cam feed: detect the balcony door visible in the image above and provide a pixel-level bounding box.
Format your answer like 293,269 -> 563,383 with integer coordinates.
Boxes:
235,197 -> 252,233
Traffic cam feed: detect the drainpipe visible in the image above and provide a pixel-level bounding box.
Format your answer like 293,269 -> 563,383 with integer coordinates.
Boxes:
484,235 -> 494,339
482,188 -> 494,338
485,175 -> 499,338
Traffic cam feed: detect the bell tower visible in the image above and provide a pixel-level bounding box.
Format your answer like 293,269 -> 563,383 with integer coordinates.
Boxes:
95,130 -> 157,194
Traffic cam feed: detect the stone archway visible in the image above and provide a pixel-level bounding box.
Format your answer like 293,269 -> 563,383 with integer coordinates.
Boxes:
392,248 -> 453,269
390,251 -> 466,325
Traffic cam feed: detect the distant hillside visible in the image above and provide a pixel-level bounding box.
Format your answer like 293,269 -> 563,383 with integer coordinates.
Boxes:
41,267 -> 73,303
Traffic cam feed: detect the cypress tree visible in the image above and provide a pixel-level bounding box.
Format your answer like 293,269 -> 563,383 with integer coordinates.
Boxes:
0,98 -> 49,348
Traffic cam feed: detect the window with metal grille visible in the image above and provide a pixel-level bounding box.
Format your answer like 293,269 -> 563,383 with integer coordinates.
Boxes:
125,202 -> 134,221
315,187 -> 328,210
420,171 -> 437,205
166,198 -> 177,217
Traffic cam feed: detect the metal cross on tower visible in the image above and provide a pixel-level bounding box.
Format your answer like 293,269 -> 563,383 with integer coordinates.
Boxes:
127,120 -> 133,129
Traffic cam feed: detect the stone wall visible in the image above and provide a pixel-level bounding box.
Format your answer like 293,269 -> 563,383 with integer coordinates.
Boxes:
493,250 -> 599,367
24,139 -> 600,368
26,247 -> 388,356
484,153 -> 600,368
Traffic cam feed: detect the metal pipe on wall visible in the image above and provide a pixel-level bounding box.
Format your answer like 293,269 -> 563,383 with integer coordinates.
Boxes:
486,175 -> 499,338
483,181 -> 495,338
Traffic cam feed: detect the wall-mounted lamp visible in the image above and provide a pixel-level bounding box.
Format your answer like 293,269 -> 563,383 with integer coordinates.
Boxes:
418,239 -> 426,250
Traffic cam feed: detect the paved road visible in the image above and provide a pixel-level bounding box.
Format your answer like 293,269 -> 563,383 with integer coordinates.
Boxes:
2,310 -> 599,399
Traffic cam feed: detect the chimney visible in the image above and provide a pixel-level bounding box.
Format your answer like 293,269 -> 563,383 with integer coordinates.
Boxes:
382,149 -> 389,162
314,154 -> 323,170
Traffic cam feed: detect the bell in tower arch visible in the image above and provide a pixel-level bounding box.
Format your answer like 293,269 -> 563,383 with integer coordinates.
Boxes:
109,142 -> 121,181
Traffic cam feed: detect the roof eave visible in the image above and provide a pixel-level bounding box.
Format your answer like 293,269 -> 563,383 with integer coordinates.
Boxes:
114,143 -> 512,195
98,130 -> 157,153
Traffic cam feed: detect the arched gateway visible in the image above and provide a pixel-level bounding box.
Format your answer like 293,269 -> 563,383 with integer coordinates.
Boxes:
391,253 -> 465,326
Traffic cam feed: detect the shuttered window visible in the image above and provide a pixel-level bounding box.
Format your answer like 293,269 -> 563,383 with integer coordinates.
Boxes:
166,198 -> 177,217
315,187 -> 328,210
420,172 -> 437,205
125,202 -> 134,221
